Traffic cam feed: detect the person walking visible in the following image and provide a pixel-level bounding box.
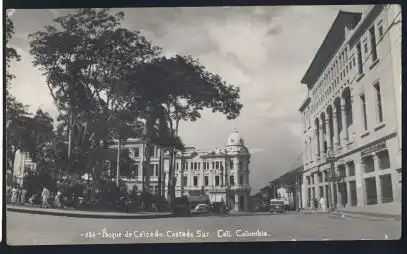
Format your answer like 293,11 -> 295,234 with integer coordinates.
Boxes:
11,185 -> 18,206
319,196 -> 326,212
41,186 -> 50,208
313,198 -> 319,211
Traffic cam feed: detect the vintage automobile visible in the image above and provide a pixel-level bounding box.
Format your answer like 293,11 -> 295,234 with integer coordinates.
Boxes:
193,204 -> 210,215
172,196 -> 192,217
269,199 -> 286,214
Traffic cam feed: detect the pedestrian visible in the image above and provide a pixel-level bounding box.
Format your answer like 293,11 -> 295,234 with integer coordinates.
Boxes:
319,196 -> 326,212
11,185 -> 18,206
55,190 -> 64,209
313,198 -> 319,211
41,186 -> 50,208
17,185 -> 22,204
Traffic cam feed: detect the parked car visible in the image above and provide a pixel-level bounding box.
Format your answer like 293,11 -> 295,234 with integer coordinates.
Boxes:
269,199 -> 286,214
193,204 -> 209,214
209,202 -> 230,216
172,196 -> 191,217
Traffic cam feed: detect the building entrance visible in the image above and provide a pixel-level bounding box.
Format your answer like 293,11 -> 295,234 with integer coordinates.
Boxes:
349,180 -> 357,206
365,177 -> 378,205
380,174 -> 393,203
338,182 -> 348,207
239,195 -> 245,211
325,185 -> 330,208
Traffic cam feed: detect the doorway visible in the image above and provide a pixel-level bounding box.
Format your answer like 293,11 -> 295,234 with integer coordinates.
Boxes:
349,181 -> 357,206
365,177 -> 378,205
380,174 -> 393,203
239,195 -> 245,211
325,185 -> 330,208
338,182 -> 348,207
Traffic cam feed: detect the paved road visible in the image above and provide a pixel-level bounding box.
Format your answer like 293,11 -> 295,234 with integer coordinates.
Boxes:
6,211 -> 401,245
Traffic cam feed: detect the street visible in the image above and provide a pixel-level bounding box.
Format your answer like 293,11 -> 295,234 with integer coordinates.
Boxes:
6,211 -> 401,245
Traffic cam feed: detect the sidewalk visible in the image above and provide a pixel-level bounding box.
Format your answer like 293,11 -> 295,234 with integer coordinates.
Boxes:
6,205 -> 172,219
333,202 -> 401,221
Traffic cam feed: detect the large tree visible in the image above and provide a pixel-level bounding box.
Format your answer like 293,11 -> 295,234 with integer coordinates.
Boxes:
29,8 -> 161,185
125,55 -> 243,208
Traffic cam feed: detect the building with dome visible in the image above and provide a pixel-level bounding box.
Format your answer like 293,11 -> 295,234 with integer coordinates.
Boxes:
109,129 -> 251,212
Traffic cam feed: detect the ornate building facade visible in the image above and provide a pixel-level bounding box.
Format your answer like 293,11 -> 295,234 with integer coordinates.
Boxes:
109,129 -> 251,212
299,5 -> 401,209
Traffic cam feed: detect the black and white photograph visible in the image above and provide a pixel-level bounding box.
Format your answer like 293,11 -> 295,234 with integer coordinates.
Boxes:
4,4 -> 402,246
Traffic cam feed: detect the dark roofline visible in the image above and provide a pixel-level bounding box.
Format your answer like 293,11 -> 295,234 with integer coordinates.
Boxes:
299,97 -> 311,112
300,11 -> 362,87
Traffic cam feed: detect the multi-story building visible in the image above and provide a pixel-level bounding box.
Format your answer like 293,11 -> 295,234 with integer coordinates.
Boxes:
298,5 -> 401,209
109,129 -> 251,211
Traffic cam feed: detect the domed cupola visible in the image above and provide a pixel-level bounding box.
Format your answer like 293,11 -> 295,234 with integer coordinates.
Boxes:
226,129 -> 245,147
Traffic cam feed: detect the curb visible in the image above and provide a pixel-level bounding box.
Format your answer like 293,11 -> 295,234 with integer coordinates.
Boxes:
331,211 -> 401,221
6,207 -> 173,220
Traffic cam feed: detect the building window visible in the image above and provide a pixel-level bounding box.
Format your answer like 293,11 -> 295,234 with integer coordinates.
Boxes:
347,161 -> 355,176
193,176 -> 198,186
360,93 -> 368,131
378,25 -> 384,37
215,161 -> 219,169
212,162 -> 215,169
377,150 -> 391,170
176,163 -> 179,170
203,162 -> 206,170
133,164 -> 139,177
239,161 -> 243,170
362,156 -> 375,173
194,162 -> 197,170
230,176 -> 235,185
369,26 -> 378,61
215,175 -> 220,186
374,83 -> 384,123
239,175 -> 243,185
198,162 -> 201,169
363,42 -> 368,54
311,175 -> 315,185
182,176 -> 188,186
318,173 -> 322,183
185,162 -> 188,170
190,162 -> 194,170
204,176 -> 209,186
155,165 -> 159,177
229,161 -> 234,169
134,148 -> 140,158
356,43 -> 363,74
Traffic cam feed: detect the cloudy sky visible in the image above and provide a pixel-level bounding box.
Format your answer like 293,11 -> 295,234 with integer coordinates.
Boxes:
8,5 -> 370,192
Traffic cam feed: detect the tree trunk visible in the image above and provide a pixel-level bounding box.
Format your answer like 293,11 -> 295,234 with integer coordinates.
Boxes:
9,148 -> 18,180
158,147 -> 163,198
167,149 -> 175,210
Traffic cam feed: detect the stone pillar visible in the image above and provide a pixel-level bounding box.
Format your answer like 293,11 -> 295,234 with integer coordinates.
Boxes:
234,193 -> 239,212
340,97 -> 348,142
332,107 -> 340,148
345,164 -> 351,207
301,174 -> 308,209
313,128 -> 320,157
319,122 -> 325,156
375,174 -> 382,204
355,159 -> 366,206
325,112 -> 332,153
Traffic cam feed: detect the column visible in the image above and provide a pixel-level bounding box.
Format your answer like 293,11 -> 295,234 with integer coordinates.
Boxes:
325,112 -> 332,153
340,97 -> 348,142
345,164 -> 351,207
313,128 -> 320,157
234,193 -> 239,212
355,159 -> 366,206
319,121 -> 325,156
373,154 -> 382,204
332,106 -> 340,148
302,174 -> 308,209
